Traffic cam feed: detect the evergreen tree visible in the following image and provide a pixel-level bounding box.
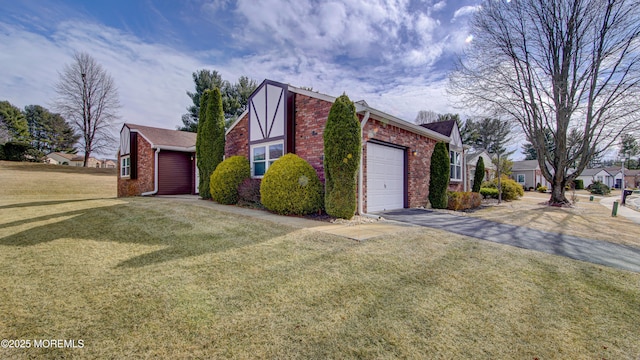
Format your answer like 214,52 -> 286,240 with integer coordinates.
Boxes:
323,94 -> 361,219
472,156 -> 485,192
196,88 -> 225,200
24,105 -> 78,156
196,90 -> 210,197
181,70 -> 257,132
0,100 -> 29,143
208,87 -> 226,174
429,142 -> 450,209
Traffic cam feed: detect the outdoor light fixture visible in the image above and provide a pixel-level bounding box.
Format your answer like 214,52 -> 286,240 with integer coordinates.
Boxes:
412,149 -> 418,156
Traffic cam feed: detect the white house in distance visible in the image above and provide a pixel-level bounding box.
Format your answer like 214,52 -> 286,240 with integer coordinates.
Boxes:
576,168 -> 622,188
511,160 -> 552,190
604,167 -> 627,189
45,152 -> 109,168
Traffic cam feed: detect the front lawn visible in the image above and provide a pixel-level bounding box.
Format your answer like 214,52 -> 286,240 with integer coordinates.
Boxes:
1,162 -> 639,358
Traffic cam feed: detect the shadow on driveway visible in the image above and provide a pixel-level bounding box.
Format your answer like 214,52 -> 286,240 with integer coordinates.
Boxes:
381,208 -> 640,273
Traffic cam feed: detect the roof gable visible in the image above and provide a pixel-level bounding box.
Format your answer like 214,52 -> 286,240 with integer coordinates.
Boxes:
225,79 -> 450,142
578,168 -> 612,177
420,120 -> 462,148
123,123 -> 196,150
512,160 -> 541,171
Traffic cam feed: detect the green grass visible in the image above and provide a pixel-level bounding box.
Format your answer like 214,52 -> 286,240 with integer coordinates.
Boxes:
1,161 -> 640,359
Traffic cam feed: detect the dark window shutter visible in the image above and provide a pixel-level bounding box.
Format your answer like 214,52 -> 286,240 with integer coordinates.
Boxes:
130,132 -> 138,179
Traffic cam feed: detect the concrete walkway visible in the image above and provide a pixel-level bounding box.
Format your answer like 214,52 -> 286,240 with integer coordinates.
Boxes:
380,208 -> 640,273
157,195 -> 412,241
599,196 -> 640,225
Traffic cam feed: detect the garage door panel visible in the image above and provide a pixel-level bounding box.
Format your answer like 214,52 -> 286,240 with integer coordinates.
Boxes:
158,151 -> 193,195
366,142 -> 405,212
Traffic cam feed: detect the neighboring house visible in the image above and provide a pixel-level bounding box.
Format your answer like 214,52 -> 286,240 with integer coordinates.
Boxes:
604,167 -> 628,189
45,152 -> 75,165
624,169 -> 640,188
420,120 -> 467,192
117,123 -> 197,197
225,79 -> 453,213
511,160 -> 551,190
102,159 -> 117,168
575,168 -> 613,188
46,152 -> 106,167
70,156 -> 102,168
465,150 -> 494,190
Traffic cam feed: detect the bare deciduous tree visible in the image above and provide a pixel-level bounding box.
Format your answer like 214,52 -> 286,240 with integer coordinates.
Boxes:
450,0 -> 640,206
414,110 -> 440,125
55,52 -> 120,166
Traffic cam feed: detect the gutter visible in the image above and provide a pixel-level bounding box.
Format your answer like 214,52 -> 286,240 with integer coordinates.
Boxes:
141,148 -> 160,196
357,110 -> 371,215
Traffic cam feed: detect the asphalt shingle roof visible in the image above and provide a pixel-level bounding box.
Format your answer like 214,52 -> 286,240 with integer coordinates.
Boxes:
125,123 -> 196,149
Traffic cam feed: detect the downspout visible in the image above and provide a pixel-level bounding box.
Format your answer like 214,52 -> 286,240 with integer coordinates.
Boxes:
141,148 -> 160,196
357,110 -> 371,215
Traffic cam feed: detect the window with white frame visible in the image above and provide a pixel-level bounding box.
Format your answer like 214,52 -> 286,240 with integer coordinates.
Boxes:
517,174 -> 525,184
251,141 -> 284,177
450,150 -> 462,181
121,156 -> 130,178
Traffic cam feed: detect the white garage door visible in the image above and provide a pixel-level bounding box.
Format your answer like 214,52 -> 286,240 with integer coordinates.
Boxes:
366,142 -> 405,212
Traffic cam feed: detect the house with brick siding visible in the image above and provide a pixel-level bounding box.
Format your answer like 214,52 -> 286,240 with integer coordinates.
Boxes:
225,79 -> 465,213
117,124 -> 197,197
420,120 -> 467,192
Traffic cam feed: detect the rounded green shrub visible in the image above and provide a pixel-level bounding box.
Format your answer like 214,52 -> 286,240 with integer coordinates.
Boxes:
210,156 -> 250,204
496,176 -> 524,201
589,181 -> 610,195
323,94 -> 361,219
261,153 -> 323,215
537,185 -> 548,193
480,187 -> 499,199
429,142 -> 450,209
573,179 -> 584,190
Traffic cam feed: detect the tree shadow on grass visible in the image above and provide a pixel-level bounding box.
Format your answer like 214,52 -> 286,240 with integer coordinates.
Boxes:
0,198 -> 107,210
0,200 -> 292,268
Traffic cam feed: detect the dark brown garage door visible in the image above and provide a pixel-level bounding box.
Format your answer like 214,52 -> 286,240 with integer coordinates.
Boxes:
158,151 -> 193,195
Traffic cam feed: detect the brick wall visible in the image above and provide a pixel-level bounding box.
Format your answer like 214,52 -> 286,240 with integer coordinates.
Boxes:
117,134 -> 154,197
362,118 -> 438,212
223,92 -> 450,213
225,114 -> 249,158
292,94 -> 333,181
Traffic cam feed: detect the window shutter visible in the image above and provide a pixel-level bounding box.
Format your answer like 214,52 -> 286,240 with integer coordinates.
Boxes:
130,132 -> 138,179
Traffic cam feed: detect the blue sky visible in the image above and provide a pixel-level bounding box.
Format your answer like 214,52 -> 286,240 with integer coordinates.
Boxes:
0,0 -> 482,153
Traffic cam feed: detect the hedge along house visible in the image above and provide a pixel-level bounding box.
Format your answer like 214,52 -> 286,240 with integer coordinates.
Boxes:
225,79 -> 457,213
118,124 -> 198,197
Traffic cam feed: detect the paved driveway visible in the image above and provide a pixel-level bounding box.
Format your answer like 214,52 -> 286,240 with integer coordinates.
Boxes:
380,208 -> 640,273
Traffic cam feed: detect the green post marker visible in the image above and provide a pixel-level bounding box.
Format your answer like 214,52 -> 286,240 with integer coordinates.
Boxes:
612,201 -> 619,217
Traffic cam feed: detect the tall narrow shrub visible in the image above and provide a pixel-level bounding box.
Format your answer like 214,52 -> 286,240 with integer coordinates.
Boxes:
196,90 -> 209,196
196,88 -> 225,199
323,94 -> 361,219
429,142 -> 450,209
472,156 -> 485,192
208,87 -> 226,171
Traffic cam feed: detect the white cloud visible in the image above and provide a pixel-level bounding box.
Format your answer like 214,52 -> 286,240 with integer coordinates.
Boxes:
0,1 -> 476,156
0,20 -> 203,156
433,1 -> 447,11
452,5 -> 481,22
